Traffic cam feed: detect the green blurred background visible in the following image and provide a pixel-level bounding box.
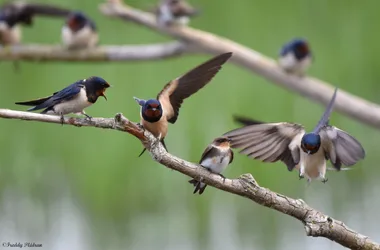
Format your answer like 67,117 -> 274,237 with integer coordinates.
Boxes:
0,0 -> 379,249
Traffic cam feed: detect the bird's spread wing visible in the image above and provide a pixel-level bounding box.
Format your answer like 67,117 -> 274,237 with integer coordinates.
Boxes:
224,122 -> 305,171
157,52 -> 232,124
16,82 -> 83,111
320,126 -> 365,170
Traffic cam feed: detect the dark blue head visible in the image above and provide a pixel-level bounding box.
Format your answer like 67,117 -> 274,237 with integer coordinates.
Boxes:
66,11 -> 95,32
83,76 -> 110,103
301,133 -> 321,155
280,39 -> 311,60
134,98 -> 163,123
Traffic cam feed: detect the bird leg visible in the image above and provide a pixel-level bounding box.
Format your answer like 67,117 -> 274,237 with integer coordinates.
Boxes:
218,174 -> 226,183
81,111 -> 92,121
60,112 -> 64,126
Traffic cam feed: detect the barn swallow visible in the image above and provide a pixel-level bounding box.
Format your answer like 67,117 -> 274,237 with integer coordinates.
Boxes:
278,38 -> 312,76
156,0 -> 198,26
189,137 -> 234,195
61,11 -> 98,49
0,1 -> 70,45
15,76 -> 110,123
225,88 -> 365,183
134,52 -> 232,156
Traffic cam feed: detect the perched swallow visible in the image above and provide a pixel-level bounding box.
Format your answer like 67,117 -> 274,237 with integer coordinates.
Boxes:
189,137 -> 234,195
0,1 -> 70,45
156,0 -> 198,26
225,88 -> 365,183
61,11 -> 98,49
278,38 -> 312,75
134,52 -> 232,156
15,76 -> 110,123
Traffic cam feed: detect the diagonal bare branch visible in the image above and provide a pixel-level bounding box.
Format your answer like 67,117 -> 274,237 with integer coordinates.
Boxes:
0,108 -> 378,249
99,0 -> 380,130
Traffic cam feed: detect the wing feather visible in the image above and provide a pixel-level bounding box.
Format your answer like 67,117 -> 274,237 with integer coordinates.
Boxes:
224,122 -> 305,171
320,126 -> 365,170
158,52 -> 232,124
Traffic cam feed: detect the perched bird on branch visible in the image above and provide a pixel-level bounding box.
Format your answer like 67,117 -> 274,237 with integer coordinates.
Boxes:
133,52 -> 232,156
15,76 -> 110,124
155,0 -> 198,26
278,38 -> 312,76
189,137 -> 234,195
0,1 -> 70,45
61,11 -> 98,49
225,88 -> 365,183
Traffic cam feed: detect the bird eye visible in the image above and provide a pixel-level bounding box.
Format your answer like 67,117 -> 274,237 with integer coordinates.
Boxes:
147,105 -> 151,109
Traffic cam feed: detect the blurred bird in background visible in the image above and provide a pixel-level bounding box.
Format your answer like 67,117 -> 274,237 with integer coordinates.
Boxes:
278,38 -> 312,76
155,0 -> 198,26
0,1 -> 70,45
61,11 -> 98,49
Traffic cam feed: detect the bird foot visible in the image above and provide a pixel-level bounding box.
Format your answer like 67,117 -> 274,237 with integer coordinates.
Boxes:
60,113 -> 65,126
299,174 -> 304,180
136,123 -> 145,130
218,174 -> 226,183
322,177 -> 328,184
84,114 -> 92,121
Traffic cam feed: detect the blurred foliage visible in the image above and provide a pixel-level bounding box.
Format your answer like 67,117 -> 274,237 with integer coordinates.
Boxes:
0,0 -> 379,249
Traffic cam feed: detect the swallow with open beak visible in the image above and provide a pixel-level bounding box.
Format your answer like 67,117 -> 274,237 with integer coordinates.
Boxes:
189,137 -> 234,195
15,76 -> 110,123
0,1 -> 70,45
278,38 -> 312,76
134,52 -> 232,156
225,88 -> 365,183
61,11 -> 98,49
156,0 -> 198,26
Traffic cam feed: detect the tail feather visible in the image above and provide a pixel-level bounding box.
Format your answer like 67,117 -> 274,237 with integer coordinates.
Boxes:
188,179 -> 207,195
15,96 -> 51,107
138,138 -> 168,157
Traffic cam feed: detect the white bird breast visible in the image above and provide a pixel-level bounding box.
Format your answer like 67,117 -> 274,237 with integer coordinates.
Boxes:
61,26 -> 98,49
200,153 -> 230,174
0,22 -> 21,45
278,52 -> 311,74
48,88 -> 92,115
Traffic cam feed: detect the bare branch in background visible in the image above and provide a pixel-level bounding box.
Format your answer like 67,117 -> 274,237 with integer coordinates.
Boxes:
0,42 -> 191,62
98,0 -> 380,130
0,108 -> 378,249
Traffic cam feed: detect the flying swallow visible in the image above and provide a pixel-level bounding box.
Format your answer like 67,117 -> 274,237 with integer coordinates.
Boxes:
61,11 -> 98,49
156,0 -> 198,26
15,76 -> 110,123
189,137 -> 234,195
0,1 -> 70,45
225,88 -> 365,183
278,38 -> 312,76
134,52 -> 232,156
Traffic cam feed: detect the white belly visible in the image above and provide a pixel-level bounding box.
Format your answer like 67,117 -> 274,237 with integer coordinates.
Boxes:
49,88 -> 92,115
0,23 -> 21,45
61,26 -> 98,49
201,155 -> 230,174
299,149 -> 326,181
278,53 -> 311,75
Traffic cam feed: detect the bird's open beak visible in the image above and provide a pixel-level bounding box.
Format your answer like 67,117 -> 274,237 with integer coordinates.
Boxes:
102,93 -> 107,101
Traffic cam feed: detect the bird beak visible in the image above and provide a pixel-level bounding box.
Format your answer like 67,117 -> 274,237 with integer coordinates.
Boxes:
102,93 -> 107,101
